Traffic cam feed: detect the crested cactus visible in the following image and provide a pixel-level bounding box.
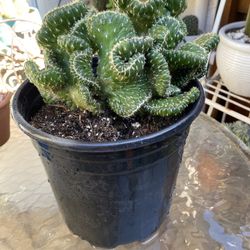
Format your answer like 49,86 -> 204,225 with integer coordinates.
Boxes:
24,0 -> 219,118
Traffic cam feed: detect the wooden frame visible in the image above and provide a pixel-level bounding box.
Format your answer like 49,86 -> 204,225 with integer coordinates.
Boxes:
202,76 -> 250,125
221,0 -> 250,27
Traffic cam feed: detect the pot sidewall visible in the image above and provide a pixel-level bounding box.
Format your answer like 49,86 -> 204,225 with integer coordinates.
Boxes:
0,93 -> 11,146
216,21 -> 250,97
33,127 -> 190,248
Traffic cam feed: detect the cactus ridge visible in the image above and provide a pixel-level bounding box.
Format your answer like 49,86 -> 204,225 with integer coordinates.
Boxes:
36,0 -> 88,48
115,0 -> 165,32
193,33 -> 220,52
149,15 -> 187,49
164,42 -> 207,71
144,87 -> 200,116
24,0 -> 219,118
24,60 -> 65,89
87,11 -> 136,54
147,49 -> 171,97
165,0 -> 187,16
70,49 -> 97,86
109,81 -> 152,117
110,36 -> 153,81
58,35 -> 90,53
126,0 -> 164,18
69,84 -> 101,112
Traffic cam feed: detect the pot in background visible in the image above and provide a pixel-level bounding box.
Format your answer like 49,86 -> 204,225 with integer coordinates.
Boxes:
185,35 -> 201,42
11,80 -> 204,248
0,92 -> 12,146
216,21 -> 250,97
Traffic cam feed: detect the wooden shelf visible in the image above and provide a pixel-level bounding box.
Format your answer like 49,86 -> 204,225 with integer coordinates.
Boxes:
202,76 -> 250,125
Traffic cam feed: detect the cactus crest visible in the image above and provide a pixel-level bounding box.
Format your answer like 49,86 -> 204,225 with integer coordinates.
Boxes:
25,0 -> 219,118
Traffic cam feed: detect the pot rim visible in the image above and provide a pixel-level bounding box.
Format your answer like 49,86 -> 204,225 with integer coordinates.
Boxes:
11,80 -> 205,152
0,92 -> 12,109
219,21 -> 250,52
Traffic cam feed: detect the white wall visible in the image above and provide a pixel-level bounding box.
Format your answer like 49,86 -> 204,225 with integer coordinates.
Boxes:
182,0 -> 209,32
182,0 -> 219,32
205,0 -> 220,32
28,0 -> 72,17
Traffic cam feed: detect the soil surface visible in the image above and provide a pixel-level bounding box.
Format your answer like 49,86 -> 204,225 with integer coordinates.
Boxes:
31,105 -> 179,142
227,28 -> 250,44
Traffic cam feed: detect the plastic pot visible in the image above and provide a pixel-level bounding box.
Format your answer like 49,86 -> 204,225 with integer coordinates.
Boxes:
11,80 -> 204,248
0,92 -> 12,146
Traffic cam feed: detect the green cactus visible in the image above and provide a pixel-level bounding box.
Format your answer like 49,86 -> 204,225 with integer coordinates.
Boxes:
226,121 -> 250,148
165,0 -> 187,17
183,15 -> 199,36
149,15 -> 187,50
24,0 -> 219,118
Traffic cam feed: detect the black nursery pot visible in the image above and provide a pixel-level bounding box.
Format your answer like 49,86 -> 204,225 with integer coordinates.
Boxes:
12,80 -> 204,248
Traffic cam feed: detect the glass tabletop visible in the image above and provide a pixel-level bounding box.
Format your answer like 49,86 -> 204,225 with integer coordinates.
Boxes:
0,114 -> 250,250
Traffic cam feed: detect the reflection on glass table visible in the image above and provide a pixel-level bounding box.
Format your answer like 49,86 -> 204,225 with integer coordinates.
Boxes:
0,114 -> 250,250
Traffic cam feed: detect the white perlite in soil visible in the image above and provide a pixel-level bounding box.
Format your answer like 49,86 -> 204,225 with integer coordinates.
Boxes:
227,28 -> 250,44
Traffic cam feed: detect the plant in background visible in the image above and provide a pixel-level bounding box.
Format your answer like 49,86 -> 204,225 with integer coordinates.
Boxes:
0,0 -> 30,19
92,0 -> 109,11
226,121 -> 250,148
183,15 -> 199,36
24,0 -> 219,118
106,0 -> 114,10
245,5 -> 250,37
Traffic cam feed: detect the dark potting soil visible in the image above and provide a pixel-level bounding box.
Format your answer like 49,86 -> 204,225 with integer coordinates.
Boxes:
31,104 -> 179,142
